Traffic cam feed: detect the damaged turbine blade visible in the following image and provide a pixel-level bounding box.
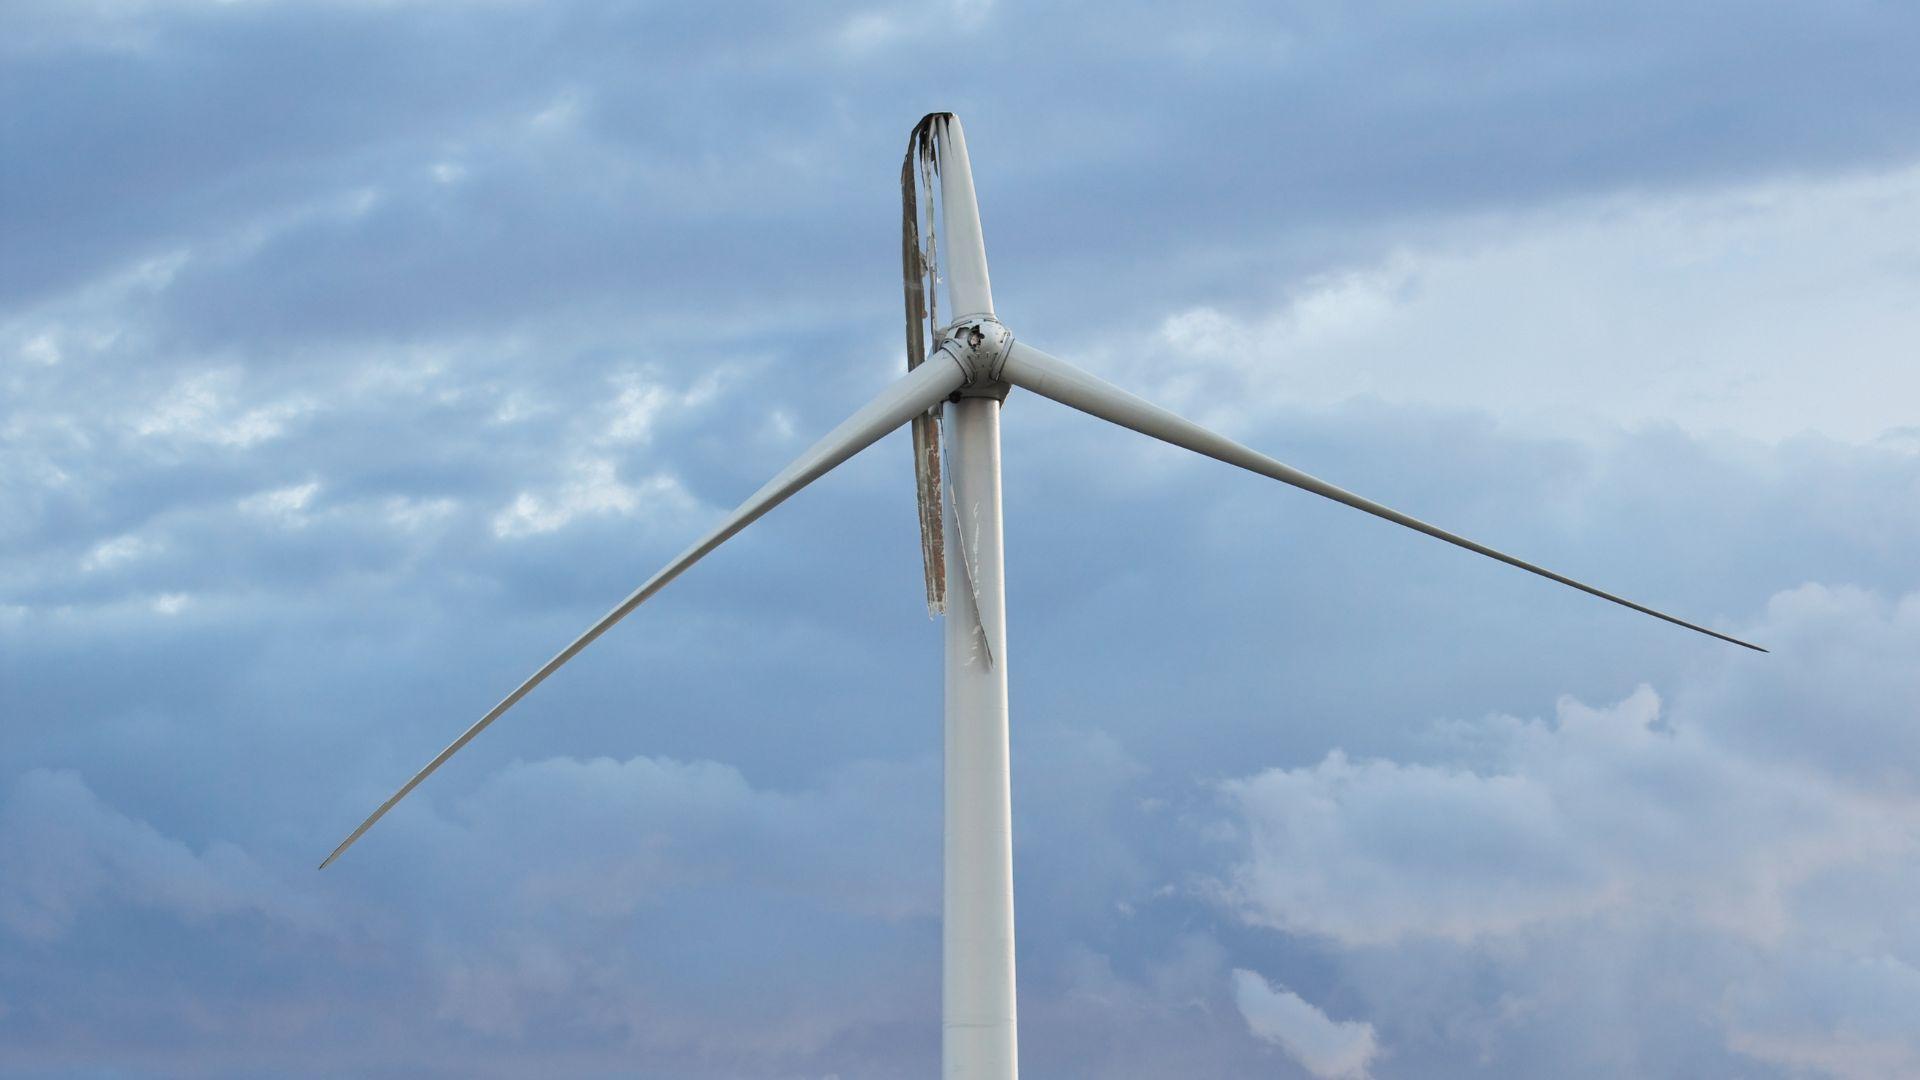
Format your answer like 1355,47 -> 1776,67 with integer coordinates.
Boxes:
904,113 -> 950,614
911,411 -> 945,615
941,420 -> 997,668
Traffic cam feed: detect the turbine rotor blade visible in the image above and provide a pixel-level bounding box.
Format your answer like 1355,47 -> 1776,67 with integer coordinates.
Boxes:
320,353 -> 971,869
933,114 -> 994,318
997,340 -> 1765,653
903,115 -> 948,614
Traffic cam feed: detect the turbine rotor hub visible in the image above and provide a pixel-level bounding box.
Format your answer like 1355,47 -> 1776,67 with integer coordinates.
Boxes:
939,315 -> 1014,399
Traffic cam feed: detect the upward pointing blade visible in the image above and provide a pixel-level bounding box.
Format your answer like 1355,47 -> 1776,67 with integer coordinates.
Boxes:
933,114 -> 994,319
903,115 -> 947,615
320,352 -> 970,869
998,339 -> 1765,652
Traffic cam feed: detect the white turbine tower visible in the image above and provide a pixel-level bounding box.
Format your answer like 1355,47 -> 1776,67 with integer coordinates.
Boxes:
322,113 -> 1764,1078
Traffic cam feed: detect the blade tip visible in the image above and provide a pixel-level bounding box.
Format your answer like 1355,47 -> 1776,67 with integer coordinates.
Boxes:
318,837 -> 354,870
1704,625 -> 1767,653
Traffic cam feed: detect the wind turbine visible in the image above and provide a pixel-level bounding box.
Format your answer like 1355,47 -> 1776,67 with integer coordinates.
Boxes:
322,113 -> 1764,1078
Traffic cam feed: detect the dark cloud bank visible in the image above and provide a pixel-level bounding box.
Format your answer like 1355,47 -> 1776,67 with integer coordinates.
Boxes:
5,1 -> 1920,1077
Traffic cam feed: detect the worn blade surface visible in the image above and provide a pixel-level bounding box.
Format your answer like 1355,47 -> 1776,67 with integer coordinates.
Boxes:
903,114 -> 947,614
320,354 -> 970,868
999,340 -> 1765,652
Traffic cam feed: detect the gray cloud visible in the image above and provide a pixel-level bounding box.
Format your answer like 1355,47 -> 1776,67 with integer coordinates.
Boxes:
9,0 -> 1920,348
1679,585 -> 1920,792
0,768 -> 326,943
1215,678 -> 1899,946
6,1 -> 1920,1075
1211,586 -> 1920,1077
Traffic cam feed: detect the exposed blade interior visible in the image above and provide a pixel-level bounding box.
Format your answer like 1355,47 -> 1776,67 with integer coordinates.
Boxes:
903,113 -> 949,615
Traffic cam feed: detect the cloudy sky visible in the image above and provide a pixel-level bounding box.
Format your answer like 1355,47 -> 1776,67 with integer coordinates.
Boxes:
5,2 -> 1920,1077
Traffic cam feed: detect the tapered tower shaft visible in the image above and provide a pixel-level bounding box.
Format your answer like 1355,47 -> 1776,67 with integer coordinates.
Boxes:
942,395 -> 1016,1079
934,111 -> 1017,1080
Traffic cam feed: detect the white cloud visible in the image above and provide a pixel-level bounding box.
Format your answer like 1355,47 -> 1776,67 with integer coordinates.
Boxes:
834,0 -> 993,56
489,458 -> 695,539
1218,681 -> 1909,946
382,494 -> 459,531
1213,585 -> 1920,1077
1233,968 -> 1379,1079
19,332 -> 61,366
489,388 -> 545,424
81,532 -> 157,571
835,10 -> 904,55
601,374 -> 671,443
528,90 -> 583,131
135,369 -> 313,448
1139,164 -> 1920,444
239,480 -> 320,523
600,367 -> 725,444
1678,584 -> 1920,791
